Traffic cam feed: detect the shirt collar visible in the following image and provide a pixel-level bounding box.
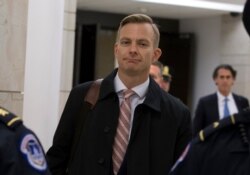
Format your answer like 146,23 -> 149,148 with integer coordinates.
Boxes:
217,91 -> 233,102
114,73 -> 149,98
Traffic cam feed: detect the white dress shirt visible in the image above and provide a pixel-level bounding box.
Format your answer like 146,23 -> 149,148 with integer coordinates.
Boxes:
114,73 -> 149,137
217,91 -> 239,119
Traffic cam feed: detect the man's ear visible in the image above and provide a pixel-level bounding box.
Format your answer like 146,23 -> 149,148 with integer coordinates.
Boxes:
152,48 -> 162,62
214,79 -> 218,85
114,43 -> 118,55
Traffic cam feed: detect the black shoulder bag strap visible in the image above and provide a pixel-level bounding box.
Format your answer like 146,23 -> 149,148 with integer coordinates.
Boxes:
66,79 -> 102,174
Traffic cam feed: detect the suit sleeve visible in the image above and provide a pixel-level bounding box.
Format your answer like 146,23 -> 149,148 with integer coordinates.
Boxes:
244,97 -> 249,108
242,96 -> 250,110
193,99 -> 205,136
46,84 -> 89,175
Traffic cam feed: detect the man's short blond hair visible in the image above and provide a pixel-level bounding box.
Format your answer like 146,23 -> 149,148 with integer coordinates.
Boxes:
117,14 -> 160,47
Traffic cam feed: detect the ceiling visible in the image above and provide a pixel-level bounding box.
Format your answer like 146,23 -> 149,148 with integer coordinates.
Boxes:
77,0 -> 246,19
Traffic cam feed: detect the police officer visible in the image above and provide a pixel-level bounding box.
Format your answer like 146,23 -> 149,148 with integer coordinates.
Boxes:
161,65 -> 172,92
0,106 -> 51,175
169,109 -> 250,175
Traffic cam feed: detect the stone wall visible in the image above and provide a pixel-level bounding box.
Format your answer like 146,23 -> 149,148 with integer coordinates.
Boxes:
0,0 -> 28,115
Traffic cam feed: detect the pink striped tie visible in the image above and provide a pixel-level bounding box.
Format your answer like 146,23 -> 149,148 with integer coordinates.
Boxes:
112,89 -> 134,175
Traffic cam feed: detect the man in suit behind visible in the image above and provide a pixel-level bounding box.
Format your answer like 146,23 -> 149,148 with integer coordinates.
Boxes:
193,64 -> 249,135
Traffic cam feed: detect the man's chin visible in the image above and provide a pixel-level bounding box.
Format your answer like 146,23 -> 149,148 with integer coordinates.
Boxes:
123,68 -> 139,76
127,69 -> 137,75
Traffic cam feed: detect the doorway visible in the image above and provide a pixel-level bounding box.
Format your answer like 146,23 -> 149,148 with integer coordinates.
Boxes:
159,32 -> 194,105
73,26 -> 194,106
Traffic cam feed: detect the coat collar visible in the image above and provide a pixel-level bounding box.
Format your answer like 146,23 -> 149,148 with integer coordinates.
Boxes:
98,68 -> 162,112
143,79 -> 162,112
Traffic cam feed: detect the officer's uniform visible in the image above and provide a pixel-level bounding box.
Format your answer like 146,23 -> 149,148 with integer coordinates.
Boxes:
0,106 -> 51,175
169,109 -> 250,175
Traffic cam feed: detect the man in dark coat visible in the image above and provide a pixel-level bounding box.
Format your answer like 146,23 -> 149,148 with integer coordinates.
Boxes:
169,110 -> 250,175
0,106 -> 51,175
46,14 -> 192,175
243,0 -> 250,36
193,64 -> 249,135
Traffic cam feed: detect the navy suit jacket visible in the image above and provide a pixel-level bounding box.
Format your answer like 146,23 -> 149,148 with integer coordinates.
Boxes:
193,93 -> 249,135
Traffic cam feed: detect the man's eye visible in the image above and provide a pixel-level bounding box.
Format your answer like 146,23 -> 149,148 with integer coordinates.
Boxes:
120,40 -> 130,45
138,42 -> 148,47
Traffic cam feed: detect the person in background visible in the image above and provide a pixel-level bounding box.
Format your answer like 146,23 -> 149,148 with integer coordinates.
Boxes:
0,106 -> 51,175
243,0 -> 250,36
193,64 -> 249,135
169,4 -> 250,174
149,61 -> 172,92
47,13 -> 192,175
169,109 -> 250,175
149,60 -> 164,87
161,65 -> 172,92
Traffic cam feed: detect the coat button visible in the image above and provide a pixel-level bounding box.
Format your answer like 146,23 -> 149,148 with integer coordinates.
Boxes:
98,157 -> 105,165
104,126 -> 110,133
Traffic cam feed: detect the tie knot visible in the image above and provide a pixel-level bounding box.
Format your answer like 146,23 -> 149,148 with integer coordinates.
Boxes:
123,89 -> 135,99
224,97 -> 229,102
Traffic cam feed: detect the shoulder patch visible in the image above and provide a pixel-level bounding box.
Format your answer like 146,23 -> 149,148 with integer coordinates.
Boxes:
20,134 -> 47,172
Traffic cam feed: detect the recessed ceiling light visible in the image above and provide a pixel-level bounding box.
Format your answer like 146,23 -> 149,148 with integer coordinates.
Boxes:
134,0 -> 243,12
139,7 -> 148,13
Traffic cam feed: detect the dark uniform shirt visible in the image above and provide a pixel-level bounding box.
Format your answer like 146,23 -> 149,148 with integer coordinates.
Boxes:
169,110 -> 250,175
0,106 -> 51,175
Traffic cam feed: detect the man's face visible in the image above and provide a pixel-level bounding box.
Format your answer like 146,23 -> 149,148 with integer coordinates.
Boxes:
114,23 -> 161,78
161,80 -> 170,92
214,68 -> 235,96
149,65 -> 162,86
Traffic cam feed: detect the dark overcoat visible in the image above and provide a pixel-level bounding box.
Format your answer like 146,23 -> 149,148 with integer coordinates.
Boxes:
47,69 -> 192,175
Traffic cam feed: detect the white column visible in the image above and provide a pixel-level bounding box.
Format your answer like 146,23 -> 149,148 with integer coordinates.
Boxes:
23,0 -> 64,151
180,16 -> 221,114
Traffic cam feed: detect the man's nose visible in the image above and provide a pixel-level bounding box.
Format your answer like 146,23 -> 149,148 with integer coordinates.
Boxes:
129,43 -> 138,53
